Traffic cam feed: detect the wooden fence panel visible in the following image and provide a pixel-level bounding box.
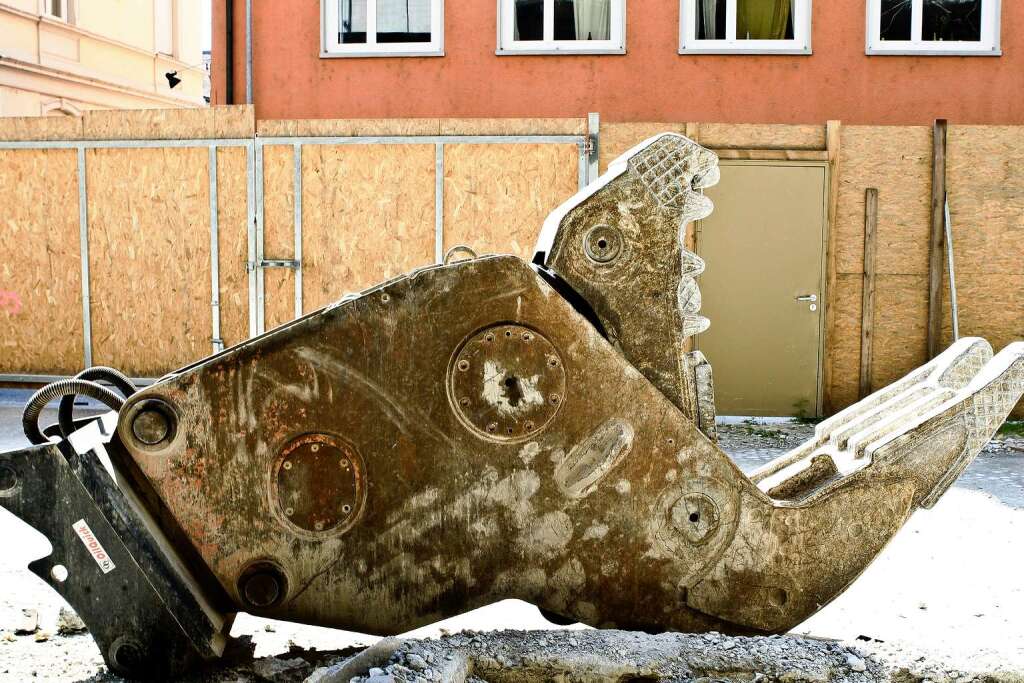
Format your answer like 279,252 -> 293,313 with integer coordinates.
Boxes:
0,149 -> 83,374
86,147 -> 212,376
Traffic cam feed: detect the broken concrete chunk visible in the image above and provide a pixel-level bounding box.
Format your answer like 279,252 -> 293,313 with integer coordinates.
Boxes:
56,607 -> 87,636
14,609 -> 38,635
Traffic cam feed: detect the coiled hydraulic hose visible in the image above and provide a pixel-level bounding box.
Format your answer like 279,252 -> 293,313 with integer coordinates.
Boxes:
22,379 -> 126,446
56,367 -> 137,439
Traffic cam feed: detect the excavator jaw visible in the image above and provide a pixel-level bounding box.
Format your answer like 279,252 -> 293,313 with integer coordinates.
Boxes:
0,132 -> 1021,676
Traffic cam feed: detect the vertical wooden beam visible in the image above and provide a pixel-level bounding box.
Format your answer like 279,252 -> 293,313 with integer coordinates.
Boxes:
860,188 -> 879,399
927,119 -> 948,360
822,120 -> 842,414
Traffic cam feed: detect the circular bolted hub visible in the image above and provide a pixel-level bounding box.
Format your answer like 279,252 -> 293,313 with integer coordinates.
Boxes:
583,224 -> 624,264
238,562 -> 288,610
272,433 -> 366,537
448,324 -> 566,442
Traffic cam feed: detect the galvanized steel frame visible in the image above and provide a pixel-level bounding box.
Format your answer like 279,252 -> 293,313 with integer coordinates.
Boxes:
0,121 -> 599,380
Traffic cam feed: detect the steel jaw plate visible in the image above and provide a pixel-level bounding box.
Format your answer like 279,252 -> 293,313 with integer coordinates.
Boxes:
109,253 -> 1022,645
0,428 -> 231,678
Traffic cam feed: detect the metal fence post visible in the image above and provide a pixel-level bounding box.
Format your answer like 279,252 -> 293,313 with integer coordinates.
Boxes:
294,143 -> 303,319
587,112 -> 600,184
435,143 -> 445,263
77,146 -> 93,368
209,146 -> 224,353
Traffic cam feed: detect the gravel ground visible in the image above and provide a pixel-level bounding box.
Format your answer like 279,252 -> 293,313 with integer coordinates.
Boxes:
1,397 -> 1022,682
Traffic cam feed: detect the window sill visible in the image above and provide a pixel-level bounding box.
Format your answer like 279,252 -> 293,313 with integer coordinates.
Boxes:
678,47 -> 811,55
496,48 -> 626,56
320,49 -> 445,59
866,47 -> 1001,57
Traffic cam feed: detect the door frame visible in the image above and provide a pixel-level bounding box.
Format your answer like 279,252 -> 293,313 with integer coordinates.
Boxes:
694,159 -> 831,418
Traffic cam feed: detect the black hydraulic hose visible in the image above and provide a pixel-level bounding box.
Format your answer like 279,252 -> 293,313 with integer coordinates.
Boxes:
22,379 -> 126,446
57,367 -> 137,439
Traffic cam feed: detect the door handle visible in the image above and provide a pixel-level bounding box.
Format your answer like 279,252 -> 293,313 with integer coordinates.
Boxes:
795,294 -> 818,302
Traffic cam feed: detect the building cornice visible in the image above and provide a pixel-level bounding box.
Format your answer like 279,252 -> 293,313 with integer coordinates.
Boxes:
0,56 -> 204,108
0,1 -> 201,72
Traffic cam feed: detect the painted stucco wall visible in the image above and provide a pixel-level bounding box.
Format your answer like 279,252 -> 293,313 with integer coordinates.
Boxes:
213,0 -> 1023,124
0,0 -> 204,117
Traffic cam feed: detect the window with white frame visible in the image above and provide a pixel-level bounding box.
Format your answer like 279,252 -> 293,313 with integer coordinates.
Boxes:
43,0 -> 69,21
323,0 -> 444,57
867,0 -> 1000,55
679,0 -> 811,54
497,0 -> 626,55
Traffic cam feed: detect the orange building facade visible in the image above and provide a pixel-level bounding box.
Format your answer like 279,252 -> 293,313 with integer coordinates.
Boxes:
211,0 -> 1019,124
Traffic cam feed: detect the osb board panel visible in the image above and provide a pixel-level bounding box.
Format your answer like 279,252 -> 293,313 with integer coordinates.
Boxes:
0,115 -> 84,141
263,145 -> 296,329
834,126 -> 932,276
216,147 -> 250,349
827,273 -> 863,411
600,123 -> 689,173
829,273 -> 930,412
444,144 -> 579,259
599,122 -> 826,172
301,144 -> 435,313
0,149 -> 83,373
257,118 -> 585,138
87,147 -> 212,375
947,126 -> 1024,275
697,124 -> 826,151
259,118 -> 442,137
82,105 -> 254,140
438,118 -> 585,135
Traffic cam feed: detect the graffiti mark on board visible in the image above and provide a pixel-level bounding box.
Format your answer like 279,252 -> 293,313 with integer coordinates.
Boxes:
0,290 -> 22,315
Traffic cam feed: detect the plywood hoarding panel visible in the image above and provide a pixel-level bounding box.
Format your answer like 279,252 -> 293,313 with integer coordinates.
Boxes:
216,147 -> 250,349
262,144 -> 296,329
443,143 -> 579,259
0,149 -> 83,373
86,147 -> 212,375
301,144 -> 435,313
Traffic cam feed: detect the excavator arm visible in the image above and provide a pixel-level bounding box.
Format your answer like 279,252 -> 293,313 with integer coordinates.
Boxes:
1,134 -> 1021,678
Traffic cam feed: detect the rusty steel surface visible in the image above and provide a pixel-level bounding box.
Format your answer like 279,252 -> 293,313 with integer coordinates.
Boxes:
2,134 -> 1023,677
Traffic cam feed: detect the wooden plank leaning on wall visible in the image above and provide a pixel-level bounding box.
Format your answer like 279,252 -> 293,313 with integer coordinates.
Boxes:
927,119 -> 948,360
860,188 -> 879,399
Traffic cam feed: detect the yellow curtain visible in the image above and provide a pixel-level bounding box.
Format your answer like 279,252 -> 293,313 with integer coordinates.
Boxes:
737,0 -> 791,40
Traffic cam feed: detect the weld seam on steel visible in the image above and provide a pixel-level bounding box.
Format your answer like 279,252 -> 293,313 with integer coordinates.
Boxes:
77,147 -> 93,368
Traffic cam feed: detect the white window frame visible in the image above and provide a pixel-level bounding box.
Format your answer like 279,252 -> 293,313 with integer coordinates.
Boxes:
41,0 -> 69,22
866,0 -> 1000,56
322,0 -> 444,58
679,0 -> 812,54
496,0 -> 627,56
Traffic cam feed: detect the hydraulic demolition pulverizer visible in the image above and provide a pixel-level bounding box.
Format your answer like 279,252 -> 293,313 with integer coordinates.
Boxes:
2,134 -> 1022,678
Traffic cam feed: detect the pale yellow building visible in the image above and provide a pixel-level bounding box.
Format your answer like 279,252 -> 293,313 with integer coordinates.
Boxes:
0,0 -> 204,117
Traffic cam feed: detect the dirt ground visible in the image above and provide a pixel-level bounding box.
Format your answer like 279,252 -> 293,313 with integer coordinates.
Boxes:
1,401 -> 1022,682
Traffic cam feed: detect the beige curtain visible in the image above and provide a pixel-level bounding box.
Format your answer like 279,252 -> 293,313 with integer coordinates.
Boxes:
737,0 -> 791,40
573,0 -> 611,40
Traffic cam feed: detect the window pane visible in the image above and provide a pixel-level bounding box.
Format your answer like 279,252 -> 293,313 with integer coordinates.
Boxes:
50,0 -> 62,17
377,0 -> 432,43
922,0 -> 982,42
340,0 -> 367,43
514,0 -> 544,40
697,0 -> 727,40
553,0 -> 611,41
879,0 -> 912,41
736,0 -> 794,40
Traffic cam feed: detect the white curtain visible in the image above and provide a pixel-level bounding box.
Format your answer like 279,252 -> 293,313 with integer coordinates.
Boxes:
701,0 -> 718,39
573,0 -> 611,40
